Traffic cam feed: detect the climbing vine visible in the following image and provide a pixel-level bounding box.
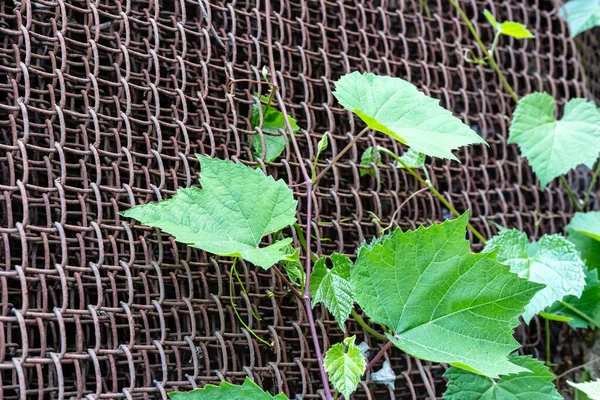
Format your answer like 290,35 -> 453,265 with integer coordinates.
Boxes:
122,1 -> 600,398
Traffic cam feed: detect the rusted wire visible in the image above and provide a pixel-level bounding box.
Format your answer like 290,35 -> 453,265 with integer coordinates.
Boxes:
0,0 -> 598,398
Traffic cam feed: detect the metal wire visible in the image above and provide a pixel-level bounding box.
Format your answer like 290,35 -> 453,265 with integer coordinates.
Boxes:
0,0 -> 597,398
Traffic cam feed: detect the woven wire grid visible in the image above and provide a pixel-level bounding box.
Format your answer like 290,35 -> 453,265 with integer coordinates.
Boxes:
0,0 -> 598,398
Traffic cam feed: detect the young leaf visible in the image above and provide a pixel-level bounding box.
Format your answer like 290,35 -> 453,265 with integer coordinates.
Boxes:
250,95 -> 300,162
281,246 -> 305,288
351,213 -> 543,378
359,147 -> 382,177
444,355 -> 561,400
122,156 -> 297,269
333,72 -> 487,161
168,378 -> 288,399
317,132 -> 329,156
310,253 -> 354,329
483,10 -> 499,28
508,93 -> 600,188
396,148 -> 426,169
569,379 -> 600,400
323,336 -> 367,399
546,269 -> 600,329
499,21 -> 535,39
483,229 -> 586,323
560,0 -> 600,38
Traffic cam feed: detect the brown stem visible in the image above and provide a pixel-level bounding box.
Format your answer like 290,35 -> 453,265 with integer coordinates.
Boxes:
264,2 -> 332,398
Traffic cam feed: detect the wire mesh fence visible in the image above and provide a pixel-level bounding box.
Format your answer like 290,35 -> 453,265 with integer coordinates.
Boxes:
0,0 -> 598,398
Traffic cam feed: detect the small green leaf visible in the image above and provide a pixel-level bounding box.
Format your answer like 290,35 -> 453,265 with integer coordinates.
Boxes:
310,253 -> 354,329
546,269 -> 600,329
168,378 -> 288,399
499,21 -> 535,39
122,156 -> 297,269
444,355 -> 561,400
324,336 -> 367,399
508,93 -> 600,188
396,148 -> 426,169
317,132 -> 329,156
560,0 -> 600,38
250,95 -> 300,162
281,246 -> 305,288
483,10 -> 499,28
569,380 -> 600,400
483,229 -> 586,322
351,213 -> 543,378
359,147 -> 382,177
333,72 -> 487,161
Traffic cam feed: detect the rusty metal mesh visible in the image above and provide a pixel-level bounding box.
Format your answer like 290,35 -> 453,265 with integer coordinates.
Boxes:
0,0 -> 598,398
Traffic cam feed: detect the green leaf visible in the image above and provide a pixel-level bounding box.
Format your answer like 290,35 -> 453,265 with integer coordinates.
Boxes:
444,355 -> 561,400
560,0 -> 600,38
483,229 -> 586,323
359,147 -> 382,177
508,93 -> 600,188
546,269 -> 600,329
122,156 -> 297,269
281,246 -> 305,288
333,72 -> 487,161
324,336 -> 367,399
569,380 -> 600,400
568,212 -> 600,242
351,213 -> 543,378
168,378 -> 288,399
499,21 -> 535,39
567,212 -> 600,270
396,148 -> 426,169
317,132 -> 329,156
310,253 -> 354,329
250,95 -> 300,162
483,10 -> 499,28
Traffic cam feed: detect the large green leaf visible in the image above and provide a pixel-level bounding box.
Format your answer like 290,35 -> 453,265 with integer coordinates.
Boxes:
569,380 -> 600,400
567,212 -> 600,270
324,336 -> 366,399
560,0 -> 600,38
568,212 -> 600,242
508,93 -> 600,188
333,72 -> 486,161
250,95 -> 300,162
444,355 -> 561,399
483,229 -> 586,323
310,253 -> 354,329
351,213 -> 543,378
546,269 -> 600,329
168,378 -> 287,399
122,156 -> 297,269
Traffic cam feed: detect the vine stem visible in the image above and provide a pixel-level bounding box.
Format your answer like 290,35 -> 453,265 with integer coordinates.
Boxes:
561,176 -> 583,212
379,147 -> 488,245
264,2 -> 332,397
337,341 -> 395,400
559,300 -> 598,329
350,309 -> 389,342
545,317 -> 551,367
312,127 -> 369,186
582,161 -> 600,207
448,0 -> 519,104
